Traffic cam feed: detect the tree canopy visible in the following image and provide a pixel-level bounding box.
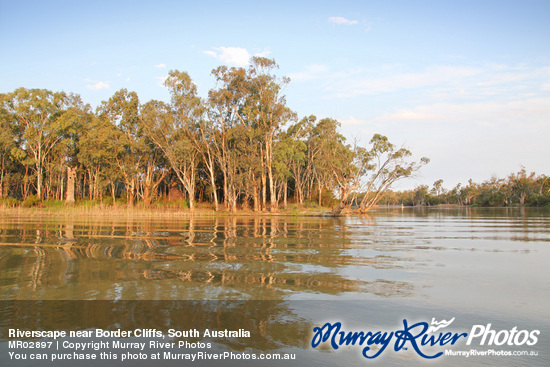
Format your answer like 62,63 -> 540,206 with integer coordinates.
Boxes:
0,58 -> 433,213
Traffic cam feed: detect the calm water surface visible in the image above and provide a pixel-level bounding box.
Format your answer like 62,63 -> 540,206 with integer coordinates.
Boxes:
1,207 -> 549,366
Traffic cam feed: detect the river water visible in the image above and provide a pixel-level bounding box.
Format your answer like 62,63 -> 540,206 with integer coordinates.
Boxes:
0,207 -> 548,366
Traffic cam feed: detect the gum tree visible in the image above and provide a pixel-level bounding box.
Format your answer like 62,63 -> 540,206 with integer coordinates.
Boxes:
3,88 -> 70,200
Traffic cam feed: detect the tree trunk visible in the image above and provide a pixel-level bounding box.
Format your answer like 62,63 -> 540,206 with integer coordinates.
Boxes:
318,181 -> 322,206
208,163 -> 219,211
253,183 -> 260,212
331,188 -> 350,215
66,166 -> 77,203
283,180 -> 288,209
36,163 -> 43,200
261,171 -> 267,211
127,179 -> 135,207
111,182 -> 116,205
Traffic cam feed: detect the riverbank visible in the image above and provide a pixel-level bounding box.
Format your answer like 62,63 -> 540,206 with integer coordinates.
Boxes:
0,202 -> 333,218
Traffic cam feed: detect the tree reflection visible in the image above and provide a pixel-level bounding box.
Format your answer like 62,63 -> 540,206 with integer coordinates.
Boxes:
0,215 -> 415,300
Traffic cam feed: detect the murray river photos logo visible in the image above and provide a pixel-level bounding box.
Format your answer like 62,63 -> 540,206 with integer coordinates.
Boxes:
311,318 -> 540,360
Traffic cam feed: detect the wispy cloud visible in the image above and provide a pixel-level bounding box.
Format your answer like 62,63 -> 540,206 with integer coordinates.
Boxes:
330,65 -> 482,97
329,16 -> 359,25
155,63 -> 167,68
255,50 -> 272,58
205,47 -> 250,67
326,64 -> 550,99
375,97 -> 550,128
86,81 -> 110,90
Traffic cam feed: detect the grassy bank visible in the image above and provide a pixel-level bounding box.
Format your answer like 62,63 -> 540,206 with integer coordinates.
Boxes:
0,199 -> 331,218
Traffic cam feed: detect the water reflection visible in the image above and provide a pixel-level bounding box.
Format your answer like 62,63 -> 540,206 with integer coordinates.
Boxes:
0,215 -> 414,300
1,208 -> 549,366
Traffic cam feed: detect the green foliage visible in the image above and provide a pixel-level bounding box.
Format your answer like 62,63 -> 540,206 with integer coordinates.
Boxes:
115,197 -> 127,206
155,199 -> 189,209
526,194 -> 550,207
0,197 -> 20,208
101,195 -> 115,206
42,199 -> 65,208
4,59 -> 547,213
22,194 -> 41,207
76,199 -> 101,208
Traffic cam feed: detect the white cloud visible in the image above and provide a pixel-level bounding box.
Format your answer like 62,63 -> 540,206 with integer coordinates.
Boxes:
375,97 -> 550,128
205,47 -> 251,67
204,50 -> 217,58
254,50 -> 272,58
205,47 -> 273,67
329,16 -> 359,25
327,63 -> 550,99
86,81 -> 110,90
155,63 -> 167,68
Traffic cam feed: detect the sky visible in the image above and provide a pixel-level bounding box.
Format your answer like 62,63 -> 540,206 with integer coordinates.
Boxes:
1,0 -> 549,191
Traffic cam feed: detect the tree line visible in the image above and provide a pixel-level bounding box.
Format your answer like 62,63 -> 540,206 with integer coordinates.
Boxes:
376,168 -> 550,207
1,57 -> 428,214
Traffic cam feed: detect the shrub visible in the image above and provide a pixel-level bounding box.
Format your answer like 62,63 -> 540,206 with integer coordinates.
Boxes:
76,199 -> 101,207
101,195 -> 115,206
42,199 -> 66,208
22,194 -> 41,207
526,194 -> 550,207
158,199 -> 189,209
0,197 -> 20,208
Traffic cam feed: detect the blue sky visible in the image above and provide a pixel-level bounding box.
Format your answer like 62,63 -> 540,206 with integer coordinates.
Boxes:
1,0 -> 549,190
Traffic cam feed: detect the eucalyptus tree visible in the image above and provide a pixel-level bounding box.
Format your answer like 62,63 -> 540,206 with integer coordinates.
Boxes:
275,121 -> 310,206
97,89 -> 142,206
246,57 -> 295,211
356,134 -> 430,213
141,71 -> 202,209
208,65 -> 250,212
308,118 -> 364,215
2,88 -> 73,200
138,100 -> 170,205
208,58 -> 295,211
413,185 -> 430,206
308,118 -> 345,206
0,94 -> 17,197
285,116 -> 313,204
53,93 -> 91,201
78,113 -> 120,201
507,167 -> 536,206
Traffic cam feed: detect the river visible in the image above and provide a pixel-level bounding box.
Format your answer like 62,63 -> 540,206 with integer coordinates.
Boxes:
0,207 -> 548,366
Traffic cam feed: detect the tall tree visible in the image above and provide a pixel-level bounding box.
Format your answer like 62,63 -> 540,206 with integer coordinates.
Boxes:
0,94 -> 18,198
98,89 -> 143,206
209,65 -> 250,212
3,88 -> 70,199
247,57 -> 295,211
356,134 -> 429,213
141,71 -> 202,210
